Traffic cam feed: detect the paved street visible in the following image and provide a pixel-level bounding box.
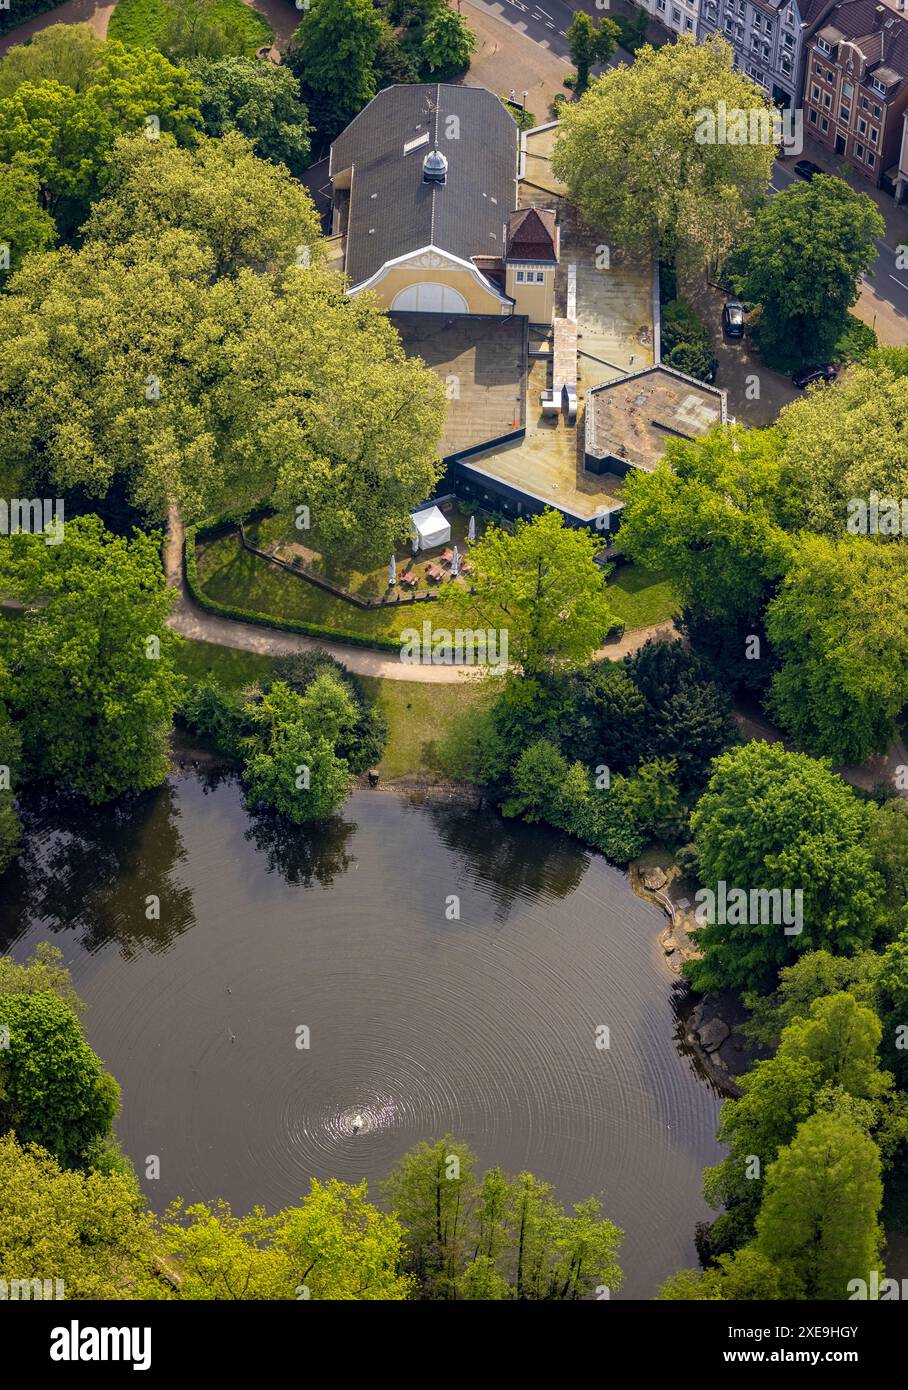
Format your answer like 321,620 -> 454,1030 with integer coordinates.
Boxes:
472,0 -> 908,339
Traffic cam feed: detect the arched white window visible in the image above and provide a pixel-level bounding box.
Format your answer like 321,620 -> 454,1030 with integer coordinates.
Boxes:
391,283 -> 469,314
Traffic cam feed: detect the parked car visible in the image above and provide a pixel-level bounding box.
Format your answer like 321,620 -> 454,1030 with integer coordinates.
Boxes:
722,299 -> 745,339
792,363 -> 838,388
793,160 -> 824,181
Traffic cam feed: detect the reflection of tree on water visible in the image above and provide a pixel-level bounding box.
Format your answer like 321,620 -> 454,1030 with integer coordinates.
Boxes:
412,797 -> 590,921
244,806 -> 356,888
0,782 -> 195,958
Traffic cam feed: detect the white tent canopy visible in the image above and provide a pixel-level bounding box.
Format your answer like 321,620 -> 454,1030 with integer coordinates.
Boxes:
410,505 -> 450,552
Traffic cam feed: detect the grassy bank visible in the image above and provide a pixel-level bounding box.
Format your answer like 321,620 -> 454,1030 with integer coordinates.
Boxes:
357,674 -> 488,783
173,637 -> 486,782
108,0 -> 272,54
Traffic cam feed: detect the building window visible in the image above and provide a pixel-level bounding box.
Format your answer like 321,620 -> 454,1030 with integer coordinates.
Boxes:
826,70 -> 834,83
657,0 -> 666,8
858,117 -> 867,134
809,108 -> 818,124
823,92 -> 831,108
781,58 -> 792,75
816,37 -> 831,54
672,6 -> 681,20
840,105 -> 850,122
821,116 -> 829,132
783,32 -> 793,49
535,271 -> 545,283
843,80 -> 854,98
516,271 -> 525,283
870,127 -> 878,144
811,83 -> 820,100
855,142 -> 864,158
868,151 -> 875,168
872,79 -> 886,95
685,15 -> 693,28
873,104 -> 882,118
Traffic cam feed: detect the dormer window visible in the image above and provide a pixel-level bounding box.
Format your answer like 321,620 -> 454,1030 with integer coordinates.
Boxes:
816,38 -> 831,54
871,78 -> 887,95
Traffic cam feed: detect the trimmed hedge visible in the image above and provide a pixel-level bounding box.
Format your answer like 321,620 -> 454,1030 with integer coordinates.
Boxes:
184,524 -> 403,654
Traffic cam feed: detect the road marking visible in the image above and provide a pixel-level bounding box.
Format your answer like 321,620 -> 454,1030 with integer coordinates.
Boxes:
890,274 -> 908,292
537,4 -> 554,14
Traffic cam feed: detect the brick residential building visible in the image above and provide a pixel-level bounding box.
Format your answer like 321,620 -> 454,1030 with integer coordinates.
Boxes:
802,0 -> 908,189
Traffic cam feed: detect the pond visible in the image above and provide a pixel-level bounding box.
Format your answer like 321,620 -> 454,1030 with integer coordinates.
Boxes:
0,774 -> 723,1299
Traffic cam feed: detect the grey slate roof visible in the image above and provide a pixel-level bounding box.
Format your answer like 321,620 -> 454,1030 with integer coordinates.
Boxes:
329,85 -> 519,289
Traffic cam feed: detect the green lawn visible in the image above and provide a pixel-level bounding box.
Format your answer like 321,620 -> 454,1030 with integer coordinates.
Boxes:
173,636 -> 279,689
108,0 -> 272,55
606,564 -> 678,628
357,675 -> 489,783
195,515 -> 678,640
195,509 -> 490,642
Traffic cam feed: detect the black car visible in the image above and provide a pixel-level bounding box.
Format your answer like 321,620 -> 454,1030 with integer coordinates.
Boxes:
722,299 -> 745,339
793,160 -> 824,181
792,363 -> 837,388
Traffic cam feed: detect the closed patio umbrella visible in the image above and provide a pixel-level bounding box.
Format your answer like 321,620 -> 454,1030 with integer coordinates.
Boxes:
389,553 -> 396,585
451,545 -> 459,578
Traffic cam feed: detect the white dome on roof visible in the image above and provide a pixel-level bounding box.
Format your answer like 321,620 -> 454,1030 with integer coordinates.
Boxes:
422,147 -> 448,183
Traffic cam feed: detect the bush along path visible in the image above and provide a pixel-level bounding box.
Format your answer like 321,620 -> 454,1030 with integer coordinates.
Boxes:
165,508 -> 680,682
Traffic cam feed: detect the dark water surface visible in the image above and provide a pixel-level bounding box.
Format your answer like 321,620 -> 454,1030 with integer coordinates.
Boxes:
1,774 -> 723,1298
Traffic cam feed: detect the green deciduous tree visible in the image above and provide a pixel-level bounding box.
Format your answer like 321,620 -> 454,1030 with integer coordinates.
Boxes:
84,130 -> 323,277
732,175 -> 884,369
766,535 -> 908,763
0,516 -> 182,803
189,55 -> 311,174
448,510 -> 617,678
419,7 -> 476,77
774,359 -> 908,538
567,12 -> 619,96
0,23 -> 106,100
0,164 -> 56,282
0,40 -> 202,218
161,1179 -> 412,1299
658,1245 -> 803,1300
0,239 -> 444,544
0,993 -> 119,1169
286,0 -> 384,145
618,425 -> 793,629
242,676 -> 355,822
688,742 -> 882,992
0,1135 -> 162,1300
0,943 -> 85,1014
384,1136 -> 623,1299
702,991 -> 890,1259
552,35 -> 775,267
755,1110 -> 883,1300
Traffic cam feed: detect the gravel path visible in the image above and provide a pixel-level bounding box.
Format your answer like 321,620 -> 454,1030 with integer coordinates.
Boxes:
165,509 -> 680,681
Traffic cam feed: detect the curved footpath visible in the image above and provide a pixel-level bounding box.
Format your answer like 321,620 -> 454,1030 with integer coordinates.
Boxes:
165,510 -> 680,683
